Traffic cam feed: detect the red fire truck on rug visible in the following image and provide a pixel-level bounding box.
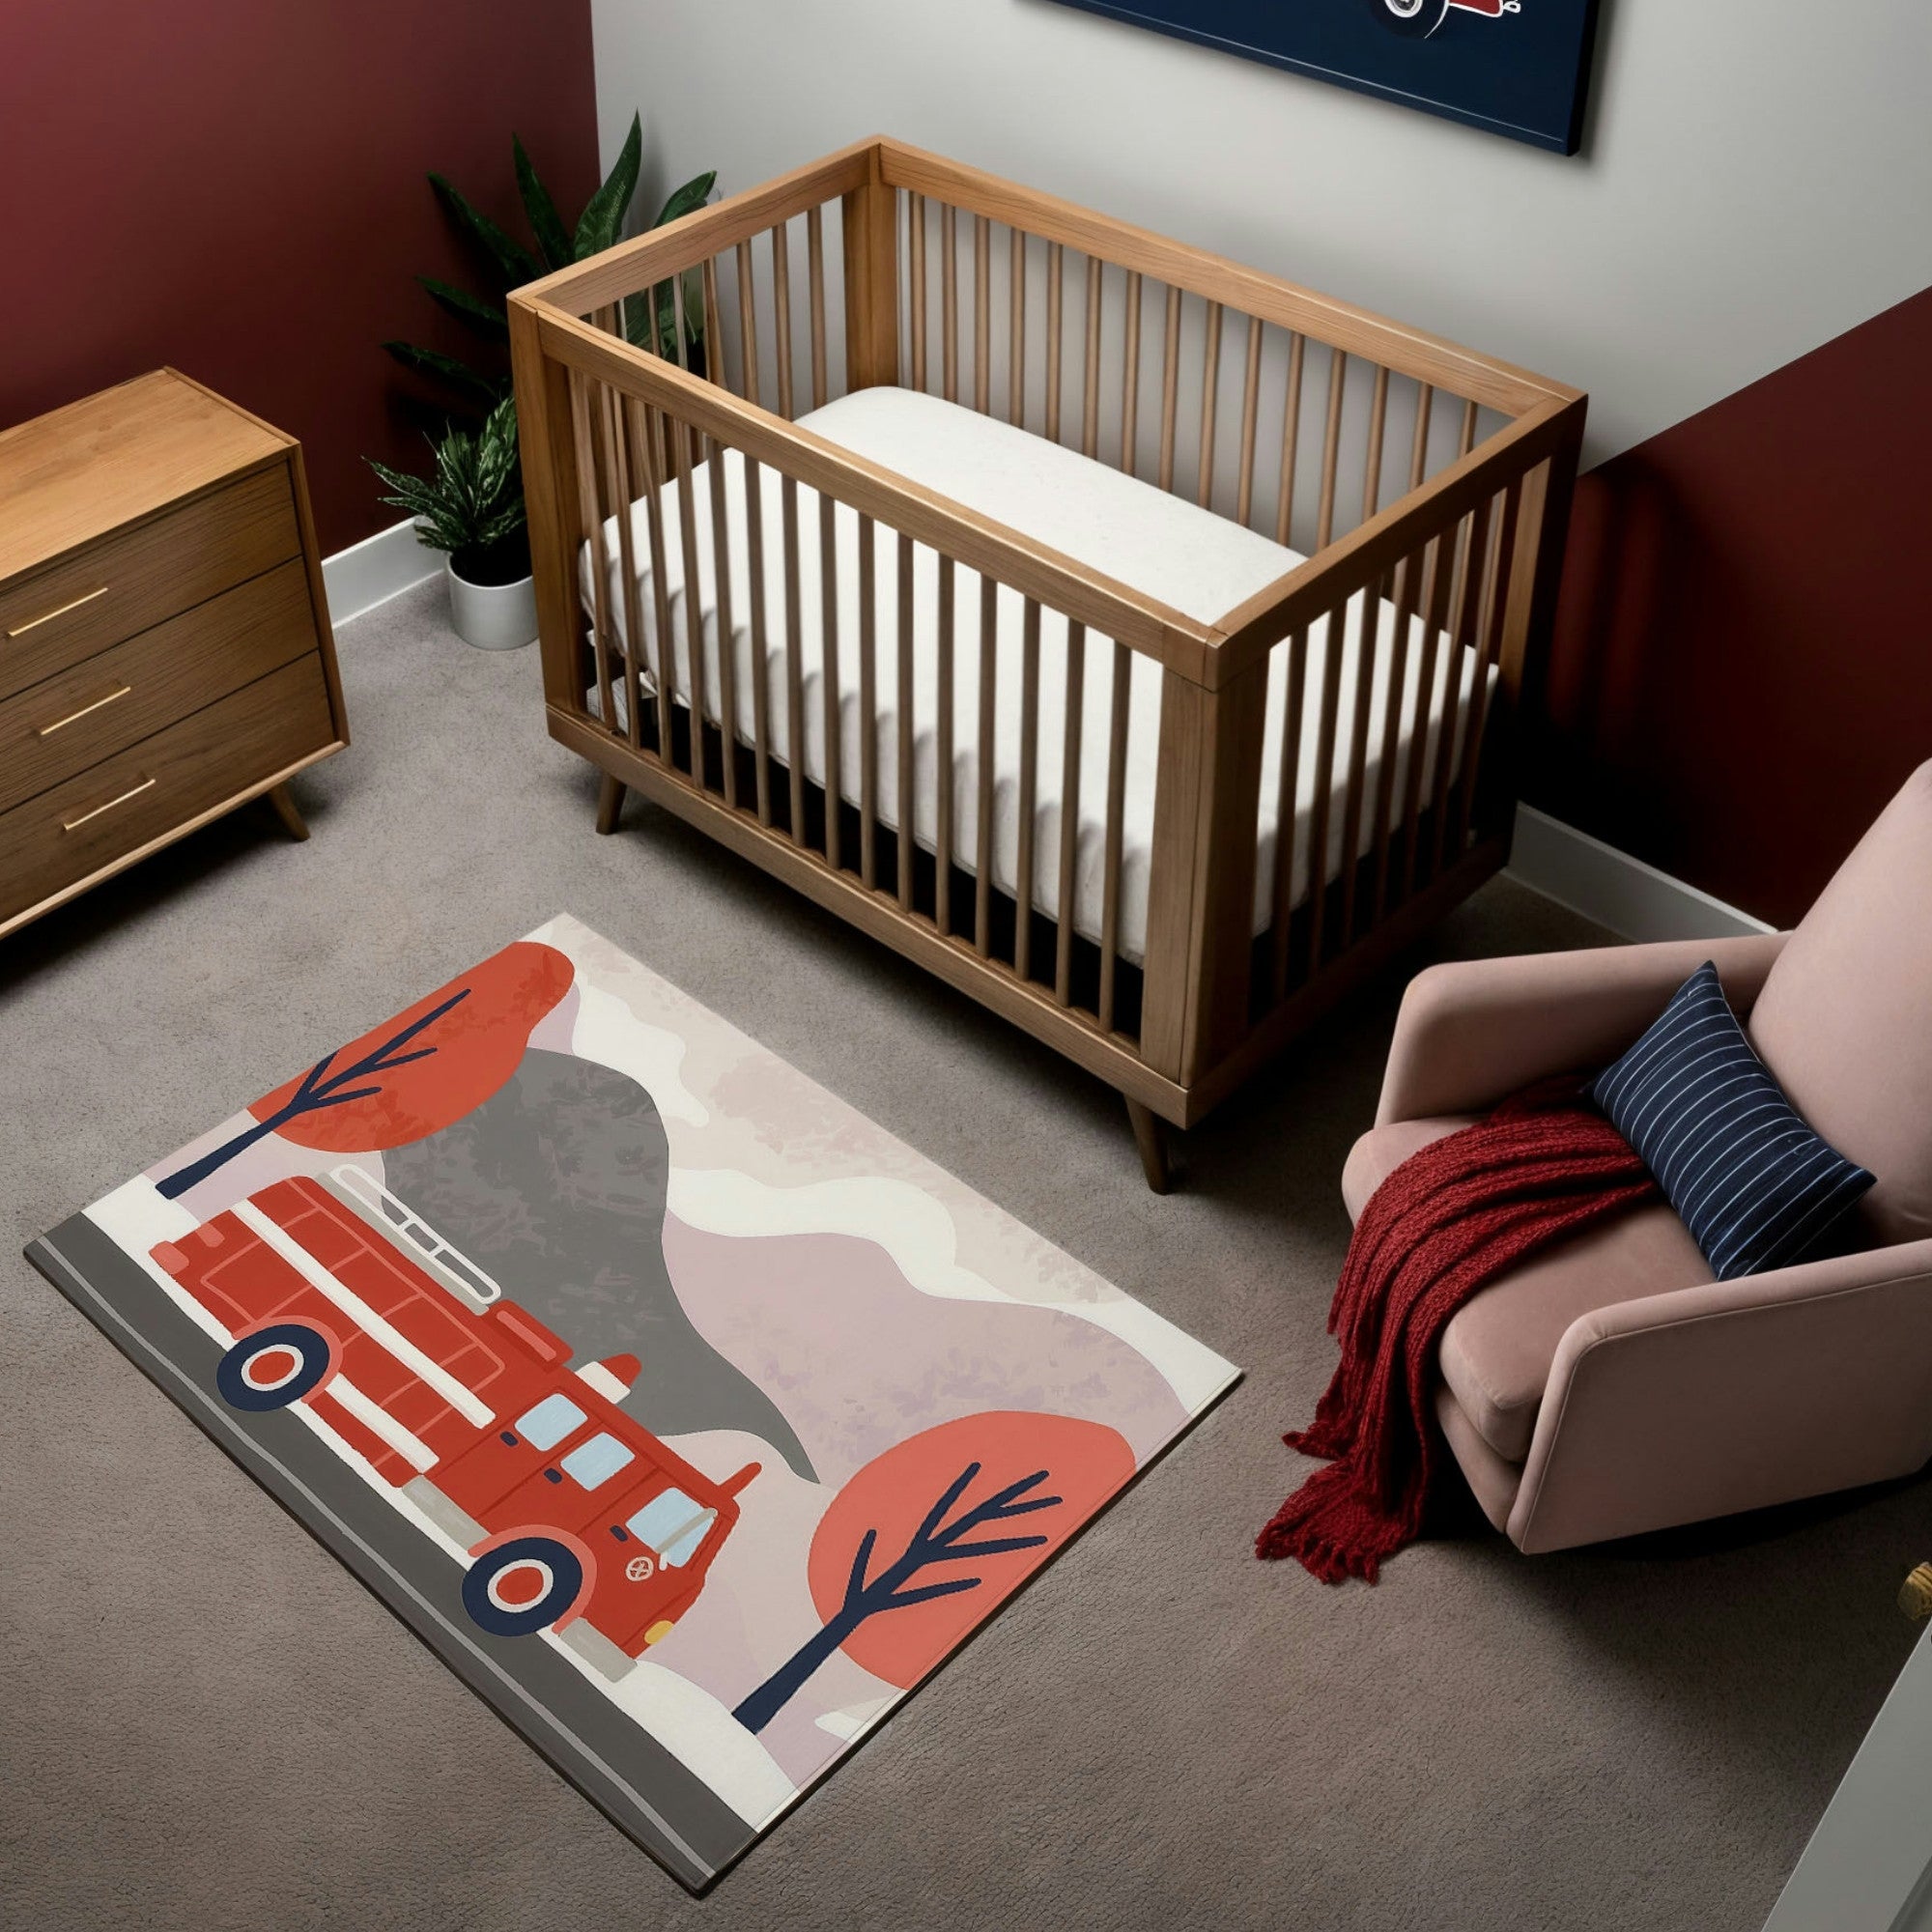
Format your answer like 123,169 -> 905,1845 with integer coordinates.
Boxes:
153,1168 -> 757,1676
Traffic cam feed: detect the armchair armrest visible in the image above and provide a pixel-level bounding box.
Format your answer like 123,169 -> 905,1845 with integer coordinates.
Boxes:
1377,932 -> 1788,1127
1507,1235 -> 1932,1552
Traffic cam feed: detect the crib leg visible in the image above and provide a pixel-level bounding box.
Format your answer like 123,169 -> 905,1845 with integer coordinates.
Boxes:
1125,1098 -> 1172,1195
595,774 -> 627,836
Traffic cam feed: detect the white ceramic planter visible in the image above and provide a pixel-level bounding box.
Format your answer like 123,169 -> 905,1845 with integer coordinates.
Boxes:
444,556 -> 537,651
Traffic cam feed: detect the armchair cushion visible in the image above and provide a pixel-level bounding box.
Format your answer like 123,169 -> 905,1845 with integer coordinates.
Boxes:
1344,1118 -> 1712,1461
1591,961 -> 1873,1279
1749,760 -> 1932,1245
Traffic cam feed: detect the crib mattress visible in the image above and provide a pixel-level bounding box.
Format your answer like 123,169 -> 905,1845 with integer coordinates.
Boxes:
579,386 -> 1487,966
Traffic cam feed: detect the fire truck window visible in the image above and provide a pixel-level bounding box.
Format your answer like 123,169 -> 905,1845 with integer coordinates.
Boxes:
559,1432 -> 636,1491
625,1490 -> 719,1568
516,1393 -> 587,1451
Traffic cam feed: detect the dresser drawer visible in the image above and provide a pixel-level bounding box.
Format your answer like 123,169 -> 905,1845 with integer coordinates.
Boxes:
0,654 -> 336,927
0,466 -> 299,702
0,560 -> 320,816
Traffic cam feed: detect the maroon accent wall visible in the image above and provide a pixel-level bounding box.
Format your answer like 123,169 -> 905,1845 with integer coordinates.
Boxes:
1532,286 -> 1932,928
1,3 -> 598,556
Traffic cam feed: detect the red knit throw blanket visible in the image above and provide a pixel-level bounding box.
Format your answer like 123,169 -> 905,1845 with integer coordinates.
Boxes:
1257,1083 -> 1659,1583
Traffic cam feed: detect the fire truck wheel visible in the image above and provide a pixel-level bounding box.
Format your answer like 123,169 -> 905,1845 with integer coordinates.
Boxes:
463,1537 -> 585,1638
215,1323 -> 332,1412
1363,0 -> 1452,35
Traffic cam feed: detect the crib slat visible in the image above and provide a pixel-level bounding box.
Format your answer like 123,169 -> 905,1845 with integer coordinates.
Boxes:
735,241 -> 761,410
820,491 -> 842,869
772,222 -> 795,420
568,371 -> 618,745
1304,602 -> 1345,976
781,474 -> 806,837
1337,587 -> 1382,947
1009,227 -> 1027,428
974,214 -> 991,416
935,556 -> 955,932
1392,382 -> 1435,611
1120,270 -> 1143,475
941,203 -> 959,406
1082,256 -> 1102,460
1274,332 -> 1305,547
1316,349 -> 1347,551
670,274 -> 693,375
1361,363 -> 1390,529
1455,481 -> 1521,853
807,207 -> 829,412
909,192 -> 927,393
1055,621 -> 1086,1006
1429,493 -> 1492,881
743,451 -> 773,824
1369,528 -> 1426,923
672,405 -> 708,788
706,431 -> 739,808
1097,640 -> 1131,1032
859,512 -> 878,886
611,396 -> 649,753
896,530 -> 916,909
1197,300 -> 1222,510
1015,596 -> 1041,982
974,570 -> 998,955
635,399 -> 679,769
1398,522 -> 1454,903
701,256 -> 724,391
1045,242 -> 1065,444
1270,623 -> 1311,1002
1157,285 -> 1181,492
1236,316 -> 1263,526
1407,383 -> 1435,493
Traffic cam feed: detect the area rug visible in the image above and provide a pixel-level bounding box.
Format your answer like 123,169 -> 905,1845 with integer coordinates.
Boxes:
26,914 -> 1237,1891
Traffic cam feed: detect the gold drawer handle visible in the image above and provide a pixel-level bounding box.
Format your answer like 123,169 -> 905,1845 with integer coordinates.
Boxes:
7,583 -> 109,639
61,776 -> 156,833
37,683 -> 133,737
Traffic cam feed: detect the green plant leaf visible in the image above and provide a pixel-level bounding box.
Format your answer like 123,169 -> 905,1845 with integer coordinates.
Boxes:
573,111 -> 642,260
368,399 -> 524,554
430,173 -> 542,289
513,135 -> 574,272
383,340 -> 509,404
416,276 -> 509,342
652,170 -> 717,230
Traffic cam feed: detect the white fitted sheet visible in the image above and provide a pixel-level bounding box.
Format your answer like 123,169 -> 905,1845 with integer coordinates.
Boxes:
580,386 -> 1487,965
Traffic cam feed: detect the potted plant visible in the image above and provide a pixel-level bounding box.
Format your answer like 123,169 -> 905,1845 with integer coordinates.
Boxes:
370,118 -> 717,651
369,399 -> 534,650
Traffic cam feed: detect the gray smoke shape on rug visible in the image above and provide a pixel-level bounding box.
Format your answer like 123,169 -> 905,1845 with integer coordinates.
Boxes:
384,1048 -> 816,1481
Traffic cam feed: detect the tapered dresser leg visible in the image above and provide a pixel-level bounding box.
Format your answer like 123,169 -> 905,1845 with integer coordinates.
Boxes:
266,781 -> 309,841
595,774 -> 627,836
1125,1097 -> 1172,1195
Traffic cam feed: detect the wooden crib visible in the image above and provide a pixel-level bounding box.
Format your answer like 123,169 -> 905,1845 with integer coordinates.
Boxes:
508,137 -> 1585,1189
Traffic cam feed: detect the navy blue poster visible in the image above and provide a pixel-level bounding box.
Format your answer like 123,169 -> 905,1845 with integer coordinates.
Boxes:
1047,0 -> 1603,155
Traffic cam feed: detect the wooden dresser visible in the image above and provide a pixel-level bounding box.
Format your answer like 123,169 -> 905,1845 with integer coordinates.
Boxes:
0,369 -> 348,939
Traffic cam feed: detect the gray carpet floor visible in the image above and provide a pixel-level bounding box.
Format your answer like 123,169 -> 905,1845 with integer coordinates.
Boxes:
2,580 -> 1918,1931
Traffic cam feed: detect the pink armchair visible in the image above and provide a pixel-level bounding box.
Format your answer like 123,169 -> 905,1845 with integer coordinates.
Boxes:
1345,763 -> 1932,1552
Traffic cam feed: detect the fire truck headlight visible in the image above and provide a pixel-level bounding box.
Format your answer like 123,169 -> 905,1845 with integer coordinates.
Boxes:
643,1620 -> 675,1647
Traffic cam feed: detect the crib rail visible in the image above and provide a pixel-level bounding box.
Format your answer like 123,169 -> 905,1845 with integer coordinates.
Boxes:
511,138 -> 1585,1130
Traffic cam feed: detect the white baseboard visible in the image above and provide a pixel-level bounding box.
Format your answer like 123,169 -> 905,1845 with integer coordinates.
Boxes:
321,517 -> 440,627
1507,804 -> 1776,943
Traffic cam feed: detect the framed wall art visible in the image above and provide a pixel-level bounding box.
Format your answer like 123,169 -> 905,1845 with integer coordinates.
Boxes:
1046,0 -> 1605,155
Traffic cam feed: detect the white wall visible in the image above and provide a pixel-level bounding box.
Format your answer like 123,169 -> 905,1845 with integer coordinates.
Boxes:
591,0 -> 1932,467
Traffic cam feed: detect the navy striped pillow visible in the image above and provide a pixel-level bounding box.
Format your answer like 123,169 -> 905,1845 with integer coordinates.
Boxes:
1591,962 -> 1874,1281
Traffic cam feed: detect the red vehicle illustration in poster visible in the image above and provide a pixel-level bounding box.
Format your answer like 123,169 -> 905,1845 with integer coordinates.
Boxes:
1365,0 -> 1520,37
152,1168 -> 757,1678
